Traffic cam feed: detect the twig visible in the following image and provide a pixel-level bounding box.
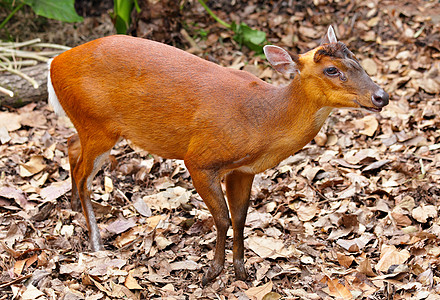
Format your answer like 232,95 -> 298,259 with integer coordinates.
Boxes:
116,188 -> 130,202
0,38 -> 41,48
33,43 -> 71,50
0,38 -> 71,94
0,53 -> 10,64
0,274 -> 32,289
0,47 -> 49,62
197,0 -> 231,29
0,61 -> 39,89
0,40 -> 71,51
0,86 -> 14,97
1,60 -> 37,67
180,28 -> 202,52
32,50 -> 65,56
419,158 -> 426,176
305,179 -> 340,204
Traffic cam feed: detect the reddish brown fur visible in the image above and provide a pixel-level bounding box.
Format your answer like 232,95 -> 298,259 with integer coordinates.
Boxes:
49,35 -> 387,284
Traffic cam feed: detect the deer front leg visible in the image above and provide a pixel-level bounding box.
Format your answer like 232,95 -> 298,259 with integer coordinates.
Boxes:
186,165 -> 231,285
225,170 -> 254,281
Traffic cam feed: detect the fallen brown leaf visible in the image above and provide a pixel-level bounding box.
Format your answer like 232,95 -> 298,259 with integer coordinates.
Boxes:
21,284 -> 45,300
337,252 -> 355,268
412,204 -> 437,223
322,276 -> 353,299
358,258 -> 377,277
247,236 -> 296,259
19,155 -> 46,177
375,244 -> 410,273
244,281 -> 273,300
0,186 -> 29,209
124,272 -> 143,290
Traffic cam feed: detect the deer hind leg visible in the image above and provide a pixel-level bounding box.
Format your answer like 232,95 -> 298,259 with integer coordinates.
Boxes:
70,130 -> 119,251
67,134 -> 81,211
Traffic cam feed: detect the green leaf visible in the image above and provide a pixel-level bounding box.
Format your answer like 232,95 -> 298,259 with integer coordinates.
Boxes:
114,0 -> 133,24
114,16 -> 128,34
23,0 -> 83,23
232,22 -> 267,54
245,29 -> 266,45
133,0 -> 140,13
113,0 -> 135,34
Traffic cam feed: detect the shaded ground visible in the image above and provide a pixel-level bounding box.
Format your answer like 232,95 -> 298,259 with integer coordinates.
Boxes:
0,0 -> 440,299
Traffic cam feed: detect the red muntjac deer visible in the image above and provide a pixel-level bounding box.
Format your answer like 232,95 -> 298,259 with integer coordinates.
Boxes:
47,26 -> 388,284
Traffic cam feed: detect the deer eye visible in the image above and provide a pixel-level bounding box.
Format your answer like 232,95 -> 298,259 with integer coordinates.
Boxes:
324,67 -> 339,77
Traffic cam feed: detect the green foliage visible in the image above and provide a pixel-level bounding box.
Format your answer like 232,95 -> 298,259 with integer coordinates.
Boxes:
0,0 -> 141,34
0,0 -> 83,30
185,22 -> 209,40
196,0 -> 267,54
3,0 -> 82,23
197,28 -> 209,39
231,22 -> 267,54
23,0 -> 83,22
112,0 -> 140,34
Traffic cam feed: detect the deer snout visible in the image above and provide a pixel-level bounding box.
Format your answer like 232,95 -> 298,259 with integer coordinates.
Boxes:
371,89 -> 389,108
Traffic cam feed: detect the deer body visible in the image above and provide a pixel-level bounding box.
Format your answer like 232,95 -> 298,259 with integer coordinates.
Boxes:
48,27 -> 388,284
51,36 -> 326,174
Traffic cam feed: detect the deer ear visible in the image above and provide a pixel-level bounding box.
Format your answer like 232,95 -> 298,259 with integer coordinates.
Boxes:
320,25 -> 338,45
263,45 -> 299,75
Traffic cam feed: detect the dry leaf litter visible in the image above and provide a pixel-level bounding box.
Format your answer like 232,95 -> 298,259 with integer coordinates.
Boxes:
0,0 -> 440,299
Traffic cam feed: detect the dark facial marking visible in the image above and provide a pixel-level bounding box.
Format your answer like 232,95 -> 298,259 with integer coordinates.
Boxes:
313,42 -> 360,66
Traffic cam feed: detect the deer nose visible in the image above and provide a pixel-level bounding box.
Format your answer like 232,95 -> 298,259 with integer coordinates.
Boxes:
371,89 -> 389,108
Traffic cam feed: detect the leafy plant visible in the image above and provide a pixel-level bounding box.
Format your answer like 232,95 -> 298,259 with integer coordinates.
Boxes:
0,0 -> 83,30
184,22 -> 209,40
231,22 -> 267,53
112,0 -> 140,34
196,0 -> 267,54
